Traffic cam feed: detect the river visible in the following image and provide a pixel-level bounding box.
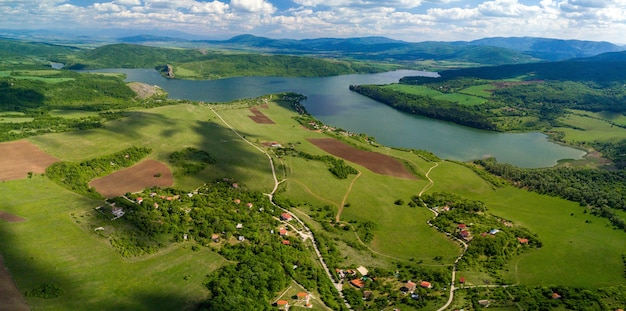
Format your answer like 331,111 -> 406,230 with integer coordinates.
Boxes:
91,68 -> 585,168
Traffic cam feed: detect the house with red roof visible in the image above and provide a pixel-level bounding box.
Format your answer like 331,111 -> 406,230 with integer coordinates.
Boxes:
282,240 -> 290,245
458,223 -> 466,229
350,279 -> 365,289
296,292 -> 309,303
517,237 -> 529,244
136,197 -> 143,204
279,228 -> 288,236
276,300 -> 289,310
280,213 -> 292,221
211,234 -> 220,243
420,281 -> 432,289
404,281 -> 417,292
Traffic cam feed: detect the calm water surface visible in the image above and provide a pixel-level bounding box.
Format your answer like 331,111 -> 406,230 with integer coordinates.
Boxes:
94,68 -> 585,167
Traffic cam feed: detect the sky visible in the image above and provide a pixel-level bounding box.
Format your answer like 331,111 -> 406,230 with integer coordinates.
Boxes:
1,0 -> 625,43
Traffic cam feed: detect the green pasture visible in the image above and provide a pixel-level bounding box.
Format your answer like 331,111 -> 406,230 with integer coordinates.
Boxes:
340,167 -> 461,265
459,84 -> 494,98
427,161 -> 495,196
49,110 -> 100,118
556,113 -> 626,143
570,109 -> 626,126
383,84 -> 486,106
474,187 -> 626,287
0,176 -> 225,311
29,103 -> 275,192
0,117 -> 34,123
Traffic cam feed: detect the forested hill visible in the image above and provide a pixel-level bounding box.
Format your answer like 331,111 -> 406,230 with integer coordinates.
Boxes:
64,44 -> 203,69
468,37 -> 623,61
401,52 -> 626,86
0,38 -> 78,64
192,34 -> 624,63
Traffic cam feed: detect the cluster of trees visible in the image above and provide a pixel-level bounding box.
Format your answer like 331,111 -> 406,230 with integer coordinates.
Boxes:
168,147 -> 216,176
423,192 -> 541,278
461,285 -> 626,310
350,84 -> 498,130
46,146 -> 151,198
24,284 -> 64,299
475,158 -> 626,231
275,147 -> 358,179
116,180 -> 345,310
0,114 -> 104,142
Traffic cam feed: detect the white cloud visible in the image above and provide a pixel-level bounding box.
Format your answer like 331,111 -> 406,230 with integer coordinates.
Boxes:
291,0 -> 423,9
115,0 -> 142,5
190,1 -> 229,14
230,0 -> 275,13
94,2 -> 124,12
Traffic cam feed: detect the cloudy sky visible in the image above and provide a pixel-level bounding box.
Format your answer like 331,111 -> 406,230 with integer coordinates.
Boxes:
2,0 -> 625,43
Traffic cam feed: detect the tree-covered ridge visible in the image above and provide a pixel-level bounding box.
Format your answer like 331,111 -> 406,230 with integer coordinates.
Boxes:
349,84 -> 498,130
63,43 -> 203,69
167,53 -> 389,80
0,71 -> 136,111
46,146 -> 152,199
475,157 -> 626,231
402,59 -> 626,86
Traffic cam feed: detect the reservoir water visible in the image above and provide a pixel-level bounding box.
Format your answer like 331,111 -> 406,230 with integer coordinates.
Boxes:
94,68 -> 585,167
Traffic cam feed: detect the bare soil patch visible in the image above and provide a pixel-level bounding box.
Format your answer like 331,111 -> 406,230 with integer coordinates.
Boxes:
0,140 -> 59,181
89,160 -> 173,198
308,138 -> 417,179
249,107 -> 275,124
127,82 -> 163,99
491,80 -> 543,90
0,256 -> 29,311
0,211 -> 26,223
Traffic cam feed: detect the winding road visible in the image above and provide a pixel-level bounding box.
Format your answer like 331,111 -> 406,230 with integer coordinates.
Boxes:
210,107 -> 352,310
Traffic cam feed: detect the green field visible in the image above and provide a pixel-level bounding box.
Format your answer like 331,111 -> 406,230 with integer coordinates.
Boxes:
478,187 -> 625,287
556,113 -> 626,143
384,84 -> 486,106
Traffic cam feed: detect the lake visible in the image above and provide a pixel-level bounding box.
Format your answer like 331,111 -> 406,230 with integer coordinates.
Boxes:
92,68 -> 585,168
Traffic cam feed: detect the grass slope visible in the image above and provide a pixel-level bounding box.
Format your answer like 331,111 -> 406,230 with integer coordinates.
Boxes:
473,187 -> 625,287
0,176 -> 224,311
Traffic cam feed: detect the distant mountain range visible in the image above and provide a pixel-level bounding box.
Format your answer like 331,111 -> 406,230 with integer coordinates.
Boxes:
117,34 -> 625,63
2,29 -> 625,65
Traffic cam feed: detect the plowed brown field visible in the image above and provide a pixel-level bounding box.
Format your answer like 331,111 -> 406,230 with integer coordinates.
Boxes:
0,140 -> 59,181
307,138 -> 417,179
0,211 -> 26,223
89,160 -> 173,198
249,107 -> 275,124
